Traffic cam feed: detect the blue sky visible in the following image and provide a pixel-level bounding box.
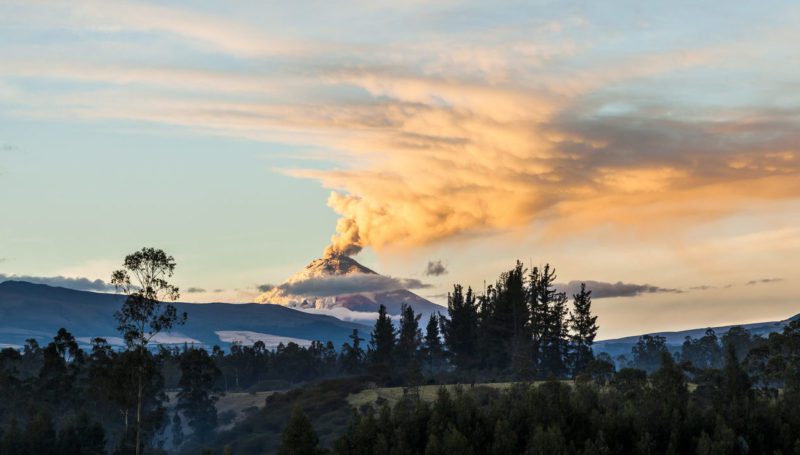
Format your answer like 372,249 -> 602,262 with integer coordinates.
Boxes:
1,1 -> 799,338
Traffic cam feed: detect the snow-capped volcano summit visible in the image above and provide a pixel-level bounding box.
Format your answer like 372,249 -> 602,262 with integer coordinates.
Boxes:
255,255 -> 443,316
292,255 -> 378,279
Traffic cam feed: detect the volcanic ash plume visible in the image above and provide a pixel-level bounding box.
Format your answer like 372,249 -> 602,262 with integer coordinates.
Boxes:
323,216 -> 363,258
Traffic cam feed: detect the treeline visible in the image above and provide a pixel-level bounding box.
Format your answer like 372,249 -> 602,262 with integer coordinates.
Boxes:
0,259 -> 599,453
612,324 -> 800,390
333,262 -> 600,384
0,330 -> 222,454
2,247 -> 798,454
279,320 -> 800,455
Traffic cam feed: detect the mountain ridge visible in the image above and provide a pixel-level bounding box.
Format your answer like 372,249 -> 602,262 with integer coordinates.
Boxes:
0,280 -> 368,349
594,311 -> 800,357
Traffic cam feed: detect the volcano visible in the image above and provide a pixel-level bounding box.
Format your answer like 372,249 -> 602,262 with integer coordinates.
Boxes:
255,256 -> 444,316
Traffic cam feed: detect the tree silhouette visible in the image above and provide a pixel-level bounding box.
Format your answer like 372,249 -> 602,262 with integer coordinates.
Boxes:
397,303 -> 422,369
340,329 -> 365,374
111,247 -> 186,455
440,285 -> 479,370
569,283 -> 598,375
177,348 -> 221,442
632,335 -> 669,374
422,313 -> 444,373
368,304 -> 396,366
278,405 -> 320,455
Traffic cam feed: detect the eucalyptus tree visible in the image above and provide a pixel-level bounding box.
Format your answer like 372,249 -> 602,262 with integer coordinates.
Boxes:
111,247 -> 186,455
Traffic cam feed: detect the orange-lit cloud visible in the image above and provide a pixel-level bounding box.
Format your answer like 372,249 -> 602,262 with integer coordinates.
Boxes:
2,2 -> 799,258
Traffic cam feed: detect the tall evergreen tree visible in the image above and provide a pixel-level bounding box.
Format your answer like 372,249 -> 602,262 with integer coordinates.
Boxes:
480,263 -> 529,372
441,285 -> 479,370
530,264 -> 569,377
340,329 -> 365,374
569,283 -> 599,375
422,313 -> 444,373
397,303 -> 422,368
369,305 -> 396,366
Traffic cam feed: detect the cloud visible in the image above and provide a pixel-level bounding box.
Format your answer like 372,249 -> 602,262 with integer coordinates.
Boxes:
559,280 -> 683,299
3,1 -> 323,59
424,260 -> 448,276
3,2 -> 800,257
294,306 -> 380,324
0,274 -> 117,292
186,287 -> 206,293
689,285 -> 715,291
424,293 -> 449,300
257,284 -> 275,293
278,274 -> 431,298
745,278 -> 783,286
212,288 -> 225,293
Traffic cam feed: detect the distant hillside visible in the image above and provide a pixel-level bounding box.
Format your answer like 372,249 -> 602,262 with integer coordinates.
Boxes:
594,312 -> 800,358
0,281 -> 368,349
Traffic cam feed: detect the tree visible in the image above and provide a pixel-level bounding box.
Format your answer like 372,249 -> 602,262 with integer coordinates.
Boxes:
527,425 -> 567,455
107,349 -> 167,451
721,326 -> 755,362
111,247 -> 187,455
23,412 -> 56,455
480,262 -> 529,373
422,313 -> 444,373
53,327 -> 80,363
38,332 -> 75,408
632,335 -> 669,374
680,329 -> 723,370
340,329 -> 365,374
441,285 -> 479,370
569,283 -> 599,375
397,303 -> 422,368
177,348 -> 221,441
56,412 -> 106,455
648,353 -> 689,426
279,405 -> 320,455
721,343 -> 751,406
491,418 -> 518,455
368,304 -> 396,366
531,265 -> 569,377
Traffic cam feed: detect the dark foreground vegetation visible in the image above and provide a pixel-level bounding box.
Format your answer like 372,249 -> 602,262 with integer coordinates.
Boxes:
0,248 -> 798,454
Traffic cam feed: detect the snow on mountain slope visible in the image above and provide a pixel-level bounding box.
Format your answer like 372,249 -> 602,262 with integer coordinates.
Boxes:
0,281 -> 367,349
256,256 -> 444,315
215,331 -> 313,348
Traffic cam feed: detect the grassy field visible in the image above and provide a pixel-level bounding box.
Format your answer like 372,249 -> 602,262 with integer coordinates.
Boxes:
347,381 -> 548,408
166,390 -> 277,431
211,378 -> 365,454
347,380 -> 700,408
214,391 -> 278,429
